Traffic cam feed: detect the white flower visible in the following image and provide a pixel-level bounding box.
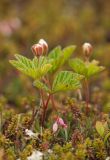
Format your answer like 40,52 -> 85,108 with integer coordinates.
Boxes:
27,151 -> 43,160
25,129 -> 38,138
17,150 -> 43,160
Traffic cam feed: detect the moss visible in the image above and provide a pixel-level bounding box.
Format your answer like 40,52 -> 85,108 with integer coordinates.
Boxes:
6,148 -> 16,160
92,138 -> 107,159
43,129 -> 52,142
75,144 -> 86,160
20,145 -> 33,160
0,134 -> 13,149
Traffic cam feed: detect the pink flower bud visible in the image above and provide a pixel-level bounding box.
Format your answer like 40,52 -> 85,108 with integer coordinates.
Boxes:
52,122 -> 58,133
39,39 -> 48,55
82,42 -> 92,59
57,117 -> 67,128
31,43 -> 43,57
63,124 -> 68,128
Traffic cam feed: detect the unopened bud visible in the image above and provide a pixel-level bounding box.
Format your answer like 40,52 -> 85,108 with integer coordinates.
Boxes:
57,117 -> 67,128
39,39 -> 48,55
52,122 -> 58,133
31,43 -> 43,57
82,42 -> 92,60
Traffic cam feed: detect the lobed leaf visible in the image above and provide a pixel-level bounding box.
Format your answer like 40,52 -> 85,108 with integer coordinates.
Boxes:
69,58 -> 105,79
86,60 -> 105,78
61,45 -> 76,66
69,58 -> 87,76
48,46 -> 62,59
52,71 -> 83,93
10,54 -> 52,79
48,45 -> 76,73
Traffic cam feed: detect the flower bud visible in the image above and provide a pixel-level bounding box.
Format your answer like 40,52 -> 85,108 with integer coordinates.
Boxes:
31,43 -> 43,57
52,122 -> 58,133
57,117 -> 67,128
39,39 -> 48,55
82,42 -> 92,59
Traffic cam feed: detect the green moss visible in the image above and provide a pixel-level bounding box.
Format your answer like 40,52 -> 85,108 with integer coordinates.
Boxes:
20,145 -> 33,160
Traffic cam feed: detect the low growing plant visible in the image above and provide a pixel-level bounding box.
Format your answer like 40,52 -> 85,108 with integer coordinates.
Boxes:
10,39 -> 83,131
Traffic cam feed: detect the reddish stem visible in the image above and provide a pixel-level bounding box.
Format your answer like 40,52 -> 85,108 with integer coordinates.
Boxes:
43,77 -> 57,112
41,94 -> 51,127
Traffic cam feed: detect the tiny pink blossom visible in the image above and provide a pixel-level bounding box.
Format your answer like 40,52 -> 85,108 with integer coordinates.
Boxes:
52,117 -> 67,133
57,117 -> 67,128
52,122 -> 58,133
57,117 -> 65,126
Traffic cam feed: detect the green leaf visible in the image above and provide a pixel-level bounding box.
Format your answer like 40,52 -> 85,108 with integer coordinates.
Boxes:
48,45 -> 76,73
33,80 -> 51,93
48,46 -> 63,72
48,46 -> 62,59
10,54 -> 52,79
69,58 -> 87,76
69,58 -> 105,79
86,60 -> 105,78
95,121 -> 105,137
52,71 -> 83,93
61,45 -> 76,66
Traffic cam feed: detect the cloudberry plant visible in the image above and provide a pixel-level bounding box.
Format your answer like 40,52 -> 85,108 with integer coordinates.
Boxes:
10,39 -> 82,131
8,39 -> 107,159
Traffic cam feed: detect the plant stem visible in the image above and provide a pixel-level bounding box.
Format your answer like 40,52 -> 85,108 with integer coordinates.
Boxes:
84,78 -> 90,115
44,77 -> 57,112
77,89 -> 82,101
64,128 -> 68,141
30,109 -> 38,128
41,94 -> 51,127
